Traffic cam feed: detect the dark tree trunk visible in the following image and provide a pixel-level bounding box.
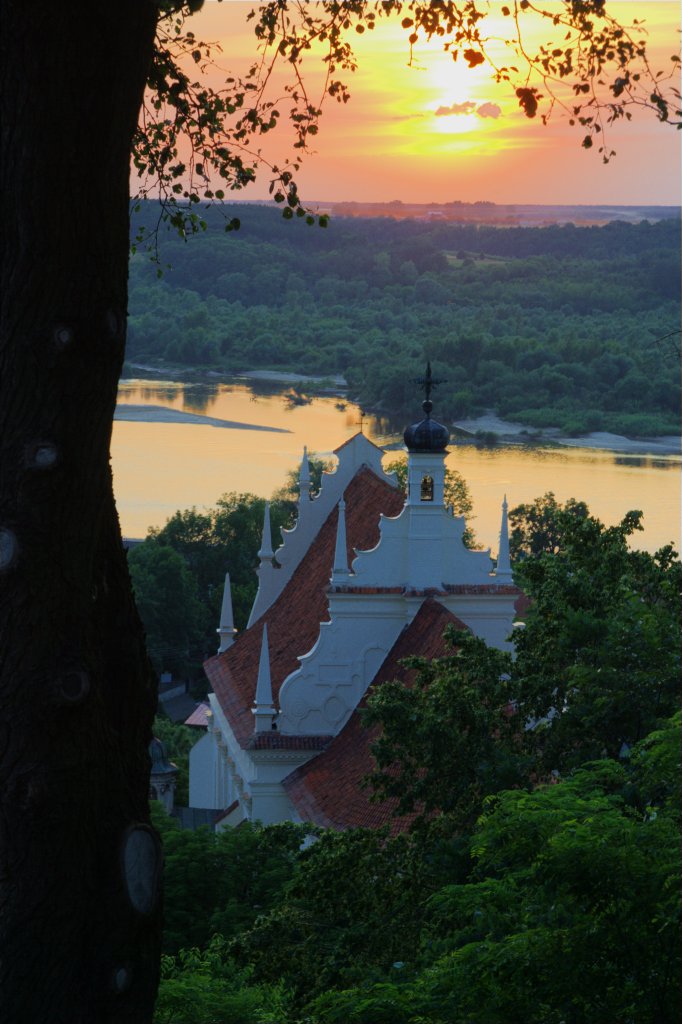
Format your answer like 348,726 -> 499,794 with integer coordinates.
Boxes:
0,5 -> 161,1021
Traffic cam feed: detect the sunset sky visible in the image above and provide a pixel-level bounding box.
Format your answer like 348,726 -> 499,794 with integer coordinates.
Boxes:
172,1 -> 680,206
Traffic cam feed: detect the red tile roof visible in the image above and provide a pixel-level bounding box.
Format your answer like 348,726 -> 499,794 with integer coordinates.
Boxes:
204,467 -> 404,748
514,591 -> 532,617
184,702 -> 210,729
246,733 -> 332,751
282,599 -> 468,833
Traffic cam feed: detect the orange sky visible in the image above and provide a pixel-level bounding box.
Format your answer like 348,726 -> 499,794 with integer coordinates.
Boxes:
167,1 -> 680,205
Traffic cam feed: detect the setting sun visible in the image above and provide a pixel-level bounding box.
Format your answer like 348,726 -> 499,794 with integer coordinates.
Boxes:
175,1 -> 679,204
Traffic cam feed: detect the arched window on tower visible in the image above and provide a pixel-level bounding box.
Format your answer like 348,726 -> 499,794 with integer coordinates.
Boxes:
421,475 -> 434,501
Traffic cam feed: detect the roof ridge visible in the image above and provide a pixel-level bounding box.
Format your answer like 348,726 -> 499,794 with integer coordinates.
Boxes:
332,431 -> 385,455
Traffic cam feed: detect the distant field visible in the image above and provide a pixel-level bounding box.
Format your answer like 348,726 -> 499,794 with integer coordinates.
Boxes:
444,252 -> 513,266
321,199 -> 679,227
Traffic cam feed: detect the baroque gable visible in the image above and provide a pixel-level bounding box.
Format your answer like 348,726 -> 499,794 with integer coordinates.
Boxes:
192,410 -> 522,829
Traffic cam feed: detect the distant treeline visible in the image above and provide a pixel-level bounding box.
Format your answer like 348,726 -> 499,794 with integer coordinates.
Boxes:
127,203 -> 680,437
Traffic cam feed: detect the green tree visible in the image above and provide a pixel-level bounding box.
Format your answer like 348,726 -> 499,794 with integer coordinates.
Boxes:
129,542 -> 207,676
149,492 -> 292,646
416,732 -> 680,1024
309,719 -> 681,1024
513,509 -> 681,773
363,632 -> 527,830
152,805 -> 308,956
509,491 -> 589,558
154,936 -> 291,1024
233,827 -> 433,1009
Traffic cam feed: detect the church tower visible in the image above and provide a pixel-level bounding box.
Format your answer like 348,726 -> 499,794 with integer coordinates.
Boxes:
403,361 -> 449,508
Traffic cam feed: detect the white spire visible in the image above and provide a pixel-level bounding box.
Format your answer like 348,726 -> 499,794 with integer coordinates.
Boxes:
495,495 -> 513,580
216,572 -> 237,653
252,624 -> 276,732
258,501 -> 274,562
299,446 -> 311,502
331,499 -> 350,580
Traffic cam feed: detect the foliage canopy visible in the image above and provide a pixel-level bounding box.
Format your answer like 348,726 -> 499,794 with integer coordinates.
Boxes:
127,210 -> 681,436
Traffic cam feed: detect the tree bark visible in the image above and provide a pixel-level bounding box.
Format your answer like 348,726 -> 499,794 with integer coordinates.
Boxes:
0,4 -> 161,1021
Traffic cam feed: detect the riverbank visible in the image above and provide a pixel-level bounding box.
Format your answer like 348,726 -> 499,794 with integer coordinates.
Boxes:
452,412 -> 681,457
124,362 -> 347,391
121,364 -> 680,458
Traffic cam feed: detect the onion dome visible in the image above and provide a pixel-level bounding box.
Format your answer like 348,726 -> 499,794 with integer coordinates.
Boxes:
149,737 -> 175,774
403,362 -> 449,451
403,402 -> 449,452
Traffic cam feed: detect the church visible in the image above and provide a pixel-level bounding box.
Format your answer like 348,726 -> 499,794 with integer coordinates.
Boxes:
188,377 -> 521,830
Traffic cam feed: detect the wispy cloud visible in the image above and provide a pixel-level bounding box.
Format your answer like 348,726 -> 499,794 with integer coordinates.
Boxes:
434,101 -> 502,119
435,101 -> 476,116
387,112 -> 426,122
476,102 -> 502,119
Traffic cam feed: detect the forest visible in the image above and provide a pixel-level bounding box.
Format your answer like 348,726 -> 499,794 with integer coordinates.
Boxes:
149,495 -> 680,1024
127,204 -> 680,438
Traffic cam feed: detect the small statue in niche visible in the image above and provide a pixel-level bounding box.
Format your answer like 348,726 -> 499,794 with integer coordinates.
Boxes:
421,474 -> 434,501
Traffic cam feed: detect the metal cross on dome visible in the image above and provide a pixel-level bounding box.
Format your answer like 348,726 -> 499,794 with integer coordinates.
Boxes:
413,362 -> 446,412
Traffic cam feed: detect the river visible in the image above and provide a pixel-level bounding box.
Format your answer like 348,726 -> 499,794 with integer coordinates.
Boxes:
113,379 -> 680,556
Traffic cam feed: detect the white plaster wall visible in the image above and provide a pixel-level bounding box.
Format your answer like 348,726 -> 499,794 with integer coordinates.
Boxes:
406,450 -> 447,506
352,505 -> 493,589
196,694 -> 322,823
249,782 -> 303,826
189,732 -> 220,809
441,594 -> 518,651
278,594 -> 407,734
209,694 -> 255,794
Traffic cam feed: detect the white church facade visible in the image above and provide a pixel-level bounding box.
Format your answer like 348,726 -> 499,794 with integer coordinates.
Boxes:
188,383 -> 521,830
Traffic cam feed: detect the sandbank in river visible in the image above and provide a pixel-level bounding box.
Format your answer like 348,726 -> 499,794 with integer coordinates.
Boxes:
121,364 -> 680,456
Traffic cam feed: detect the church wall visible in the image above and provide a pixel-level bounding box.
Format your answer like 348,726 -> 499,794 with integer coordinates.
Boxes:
189,693 -> 323,823
278,594 -> 408,735
441,593 -> 518,650
208,694 -> 253,809
249,776 -> 304,826
189,732 -> 220,809
351,505 -> 493,590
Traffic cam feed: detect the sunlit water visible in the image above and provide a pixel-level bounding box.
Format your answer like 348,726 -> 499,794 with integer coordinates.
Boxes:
113,380 -> 680,555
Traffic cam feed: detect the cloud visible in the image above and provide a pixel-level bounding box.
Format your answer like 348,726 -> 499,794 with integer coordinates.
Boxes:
476,102 -> 502,119
433,100 -> 502,120
435,101 -> 477,116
